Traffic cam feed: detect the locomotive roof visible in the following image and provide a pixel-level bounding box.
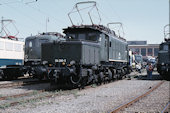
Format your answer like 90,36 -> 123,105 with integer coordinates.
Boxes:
164,38 -> 170,42
160,38 -> 170,45
0,35 -> 19,41
63,24 -> 126,42
26,32 -> 65,40
40,32 -> 65,38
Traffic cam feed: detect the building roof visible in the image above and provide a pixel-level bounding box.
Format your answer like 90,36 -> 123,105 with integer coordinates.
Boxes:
128,44 -> 159,47
127,40 -> 159,47
127,41 -> 147,45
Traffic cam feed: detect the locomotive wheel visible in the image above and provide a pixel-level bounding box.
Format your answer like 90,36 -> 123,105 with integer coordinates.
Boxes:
111,69 -> 116,80
161,73 -> 170,81
70,74 -> 82,85
98,72 -> 104,85
6,74 -> 17,80
108,69 -> 112,82
2,74 -> 7,80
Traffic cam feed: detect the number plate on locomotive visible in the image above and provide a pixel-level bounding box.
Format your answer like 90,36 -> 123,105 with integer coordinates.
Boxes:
55,59 -> 66,62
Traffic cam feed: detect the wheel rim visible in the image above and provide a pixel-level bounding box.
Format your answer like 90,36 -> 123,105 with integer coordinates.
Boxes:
70,74 -> 81,85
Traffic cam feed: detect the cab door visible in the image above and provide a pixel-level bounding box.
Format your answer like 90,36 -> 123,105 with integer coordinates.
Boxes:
104,35 -> 109,61
100,34 -> 109,62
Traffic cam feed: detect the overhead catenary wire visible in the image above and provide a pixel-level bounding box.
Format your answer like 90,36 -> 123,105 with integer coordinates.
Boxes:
0,0 -> 66,38
22,1 -> 66,26
97,0 -> 127,38
0,0 -> 20,5
0,0 -> 38,5
1,0 -> 126,38
24,0 -> 37,4
0,1 -> 47,38
103,0 -> 123,22
2,3 -> 45,27
21,0 -> 69,33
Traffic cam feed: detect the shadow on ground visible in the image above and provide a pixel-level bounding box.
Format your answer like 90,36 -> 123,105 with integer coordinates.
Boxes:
127,69 -> 164,81
137,73 -> 163,80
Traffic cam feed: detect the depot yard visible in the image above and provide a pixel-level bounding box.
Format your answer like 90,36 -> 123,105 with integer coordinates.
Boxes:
0,70 -> 169,113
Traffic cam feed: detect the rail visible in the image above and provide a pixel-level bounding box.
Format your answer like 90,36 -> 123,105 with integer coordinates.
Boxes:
0,80 -> 48,89
109,81 -> 164,113
161,102 -> 170,113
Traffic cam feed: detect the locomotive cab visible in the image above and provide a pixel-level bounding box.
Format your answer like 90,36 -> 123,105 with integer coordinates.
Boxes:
65,29 -> 100,42
63,26 -> 110,63
25,32 -> 65,66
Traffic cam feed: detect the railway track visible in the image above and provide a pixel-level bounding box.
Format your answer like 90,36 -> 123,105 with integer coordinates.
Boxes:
0,83 -> 93,102
0,87 -> 79,109
0,79 -> 167,112
0,89 -> 53,109
109,81 -> 165,113
0,82 -> 98,109
161,102 -> 170,113
0,92 -> 56,108
0,80 -> 48,89
0,89 -> 46,101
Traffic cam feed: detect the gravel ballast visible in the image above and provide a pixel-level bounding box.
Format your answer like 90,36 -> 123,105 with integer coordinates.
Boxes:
0,79 -> 166,113
121,81 -> 170,113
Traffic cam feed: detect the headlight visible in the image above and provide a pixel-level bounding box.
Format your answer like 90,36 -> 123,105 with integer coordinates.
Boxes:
24,59 -> 28,62
70,60 -> 75,65
62,62 -> 66,66
161,62 -> 164,65
49,64 -> 53,67
54,70 -> 57,73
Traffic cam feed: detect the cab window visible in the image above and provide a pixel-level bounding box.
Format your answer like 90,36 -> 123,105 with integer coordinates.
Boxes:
88,33 -> 98,41
39,39 -> 49,46
163,45 -> 168,51
78,33 -> 86,40
67,32 -> 99,42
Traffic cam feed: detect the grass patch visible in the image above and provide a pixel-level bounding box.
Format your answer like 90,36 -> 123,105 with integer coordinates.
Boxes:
91,84 -> 97,88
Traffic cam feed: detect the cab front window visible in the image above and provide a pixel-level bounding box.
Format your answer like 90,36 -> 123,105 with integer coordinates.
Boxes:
88,32 -> 98,41
163,45 -> 168,51
78,33 -> 86,40
66,31 -> 100,42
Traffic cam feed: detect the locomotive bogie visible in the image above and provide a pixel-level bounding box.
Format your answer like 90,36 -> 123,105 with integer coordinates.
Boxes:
1,65 -> 24,80
0,69 -> 3,79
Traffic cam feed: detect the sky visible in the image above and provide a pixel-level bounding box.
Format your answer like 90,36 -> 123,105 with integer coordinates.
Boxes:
0,0 -> 169,44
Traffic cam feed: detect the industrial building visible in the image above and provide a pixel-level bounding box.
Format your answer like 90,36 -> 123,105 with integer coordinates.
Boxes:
128,41 -> 159,58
